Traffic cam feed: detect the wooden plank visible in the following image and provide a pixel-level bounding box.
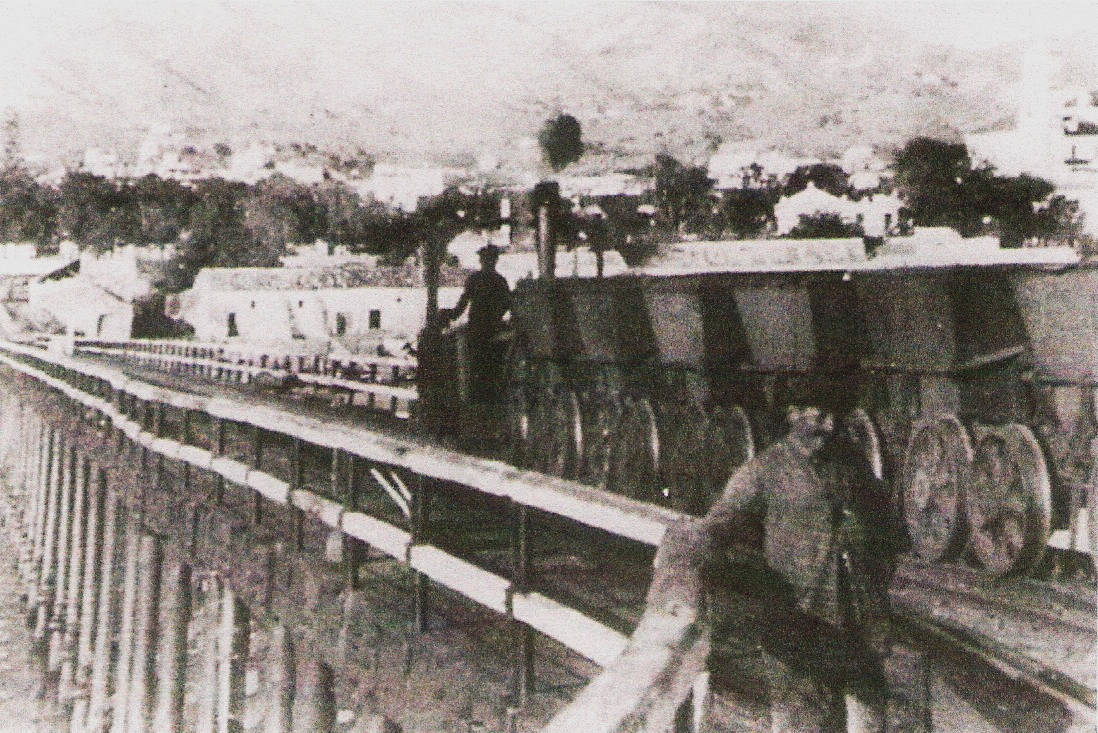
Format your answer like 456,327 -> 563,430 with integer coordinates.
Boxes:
512,592 -> 628,667
409,545 -> 511,615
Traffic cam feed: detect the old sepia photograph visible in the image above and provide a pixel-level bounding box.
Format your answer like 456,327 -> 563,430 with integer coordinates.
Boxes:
0,2 -> 1095,731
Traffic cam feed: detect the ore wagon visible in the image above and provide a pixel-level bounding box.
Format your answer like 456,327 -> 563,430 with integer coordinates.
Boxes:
427,235 -> 1094,578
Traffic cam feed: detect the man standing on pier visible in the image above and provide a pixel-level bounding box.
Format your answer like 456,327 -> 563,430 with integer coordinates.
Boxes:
696,406 -> 898,733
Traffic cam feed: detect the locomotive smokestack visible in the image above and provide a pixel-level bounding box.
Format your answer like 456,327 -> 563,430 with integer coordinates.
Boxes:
532,181 -> 559,280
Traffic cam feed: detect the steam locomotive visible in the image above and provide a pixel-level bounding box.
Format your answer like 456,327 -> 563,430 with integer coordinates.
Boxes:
420,215 -> 1096,579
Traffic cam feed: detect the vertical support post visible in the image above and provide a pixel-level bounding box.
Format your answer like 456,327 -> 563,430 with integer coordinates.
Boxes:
29,427 -> 56,610
511,503 -> 534,705
152,561 -> 192,733
49,448 -> 80,671
181,409 -> 193,447
58,457 -> 91,693
75,468 -> 107,690
124,533 -> 163,733
264,623 -> 294,733
212,418 -> 226,504
19,418 -> 43,593
691,671 -> 711,733
109,516 -> 144,733
35,436 -> 67,644
411,475 -> 430,634
195,577 -> 221,733
216,588 -> 250,733
291,643 -> 336,733
86,493 -> 122,733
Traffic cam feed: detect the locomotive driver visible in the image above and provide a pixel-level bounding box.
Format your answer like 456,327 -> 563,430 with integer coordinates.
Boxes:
442,244 -> 512,403
695,406 -> 895,733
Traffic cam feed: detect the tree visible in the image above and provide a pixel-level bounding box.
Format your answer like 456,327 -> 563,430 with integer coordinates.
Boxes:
893,137 -> 974,231
57,171 -> 141,251
786,212 -> 864,239
893,137 -> 1070,244
538,114 -> 584,172
159,178 -> 251,292
0,165 -> 57,245
1033,195 -> 1083,245
241,174 -> 324,258
654,154 -> 715,233
783,163 -> 850,198
132,174 -> 194,243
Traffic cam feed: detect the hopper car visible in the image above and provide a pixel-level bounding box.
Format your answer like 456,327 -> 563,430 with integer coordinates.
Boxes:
421,237 -> 1096,579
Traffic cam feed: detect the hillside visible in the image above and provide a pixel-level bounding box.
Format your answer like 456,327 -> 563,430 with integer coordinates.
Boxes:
5,3 -> 1097,171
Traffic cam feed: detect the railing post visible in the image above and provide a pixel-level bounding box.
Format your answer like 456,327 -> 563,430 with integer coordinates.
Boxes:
212,417 -> 226,504
196,576 -> 221,733
252,425 -> 264,526
34,435 -> 67,646
46,446 -> 78,674
411,475 -> 430,634
292,437 -> 304,551
29,426 -> 56,612
74,468 -> 107,690
511,502 -> 534,706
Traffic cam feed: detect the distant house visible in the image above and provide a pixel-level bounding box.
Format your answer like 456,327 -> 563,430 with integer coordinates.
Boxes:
28,272 -> 134,340
708,142 -> 818,190
16,243 -> 168,340
350,164 -> 455,211
176,261 -> 465,351
557,173 -> 654,199
773,183 -> 901,237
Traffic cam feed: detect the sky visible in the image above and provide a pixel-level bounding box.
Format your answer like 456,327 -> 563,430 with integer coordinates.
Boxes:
2,1 -> 1097,168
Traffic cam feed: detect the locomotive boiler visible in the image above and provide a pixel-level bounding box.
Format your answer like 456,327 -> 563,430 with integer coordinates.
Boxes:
423,233 -> 1096,579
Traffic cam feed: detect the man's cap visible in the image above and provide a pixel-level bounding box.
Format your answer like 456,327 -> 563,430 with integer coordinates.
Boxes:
478,244 -> 503,258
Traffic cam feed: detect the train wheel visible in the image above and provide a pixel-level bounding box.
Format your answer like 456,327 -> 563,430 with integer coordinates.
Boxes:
504,385 -> 532,469
535,388 -> 583,479
900,415 -> 972,562
583,393 -> 622,488
703,405 -> 755,507
846,408 -> 884,482
966,423 -> 1052,577
606,397 -> 660,503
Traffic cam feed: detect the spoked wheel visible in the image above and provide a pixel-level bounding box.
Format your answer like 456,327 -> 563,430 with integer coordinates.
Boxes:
846,408 -> 885,482
533,388 -> 583,479
660,399 -> 711,515
702,404 -> 755,509
966,423 -> 1052,577
581,392 -> 622,487
504,384 -> 533,469
900,415 -> 973,562
502,339 -> 533,467
606,397 -> 660,503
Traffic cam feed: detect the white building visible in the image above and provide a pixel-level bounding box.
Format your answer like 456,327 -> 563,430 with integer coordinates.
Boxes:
557,173 -> 654,199
351,164 -> 451,212
707,142 -> 818,190
773,183 -> 902,237
176,262 -> 465,352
